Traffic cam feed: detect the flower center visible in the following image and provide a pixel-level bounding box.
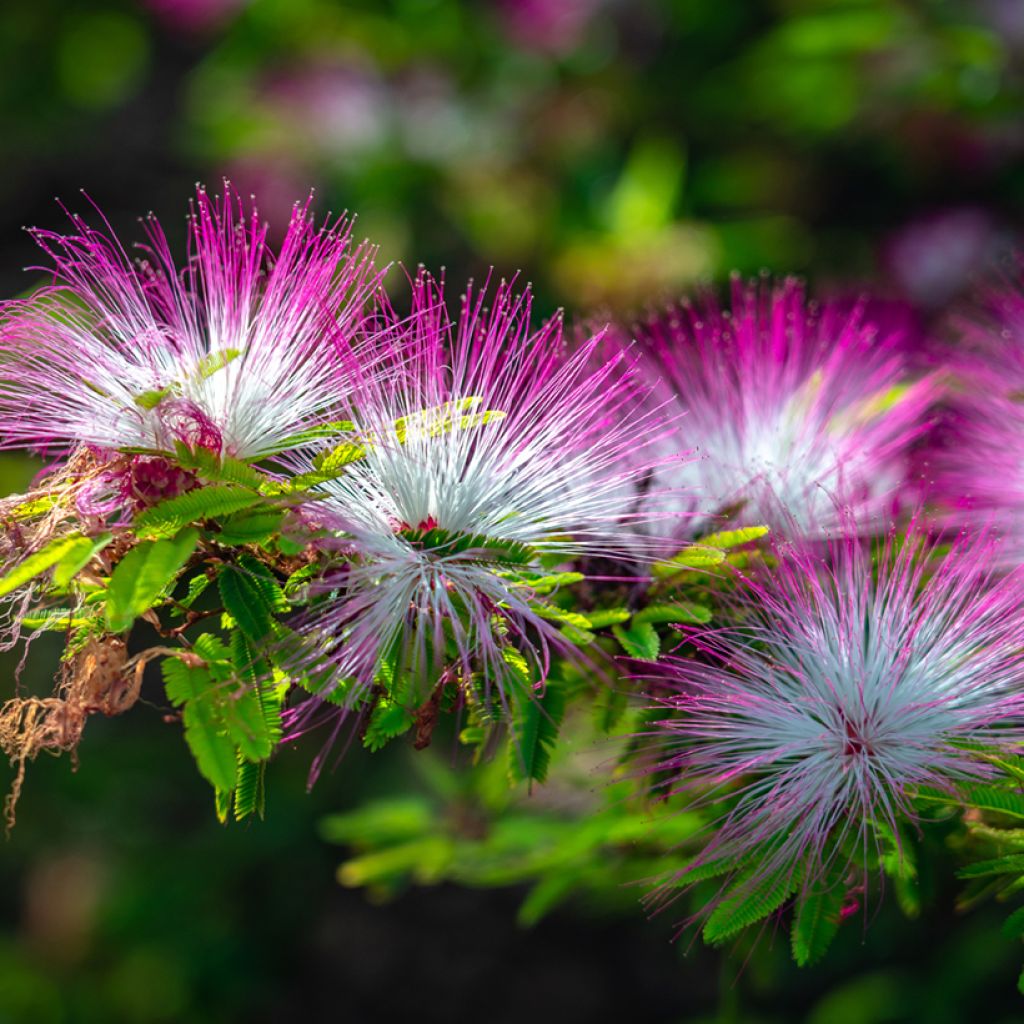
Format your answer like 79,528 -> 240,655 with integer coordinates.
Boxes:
842,716 -> 874,759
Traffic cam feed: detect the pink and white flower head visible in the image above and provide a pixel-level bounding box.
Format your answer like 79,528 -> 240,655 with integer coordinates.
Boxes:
929,254 -> 1024,563
293,273 -> 685,704
0,183 -> 381,462
628,276 -> 936,538
647,521 -> 1024,907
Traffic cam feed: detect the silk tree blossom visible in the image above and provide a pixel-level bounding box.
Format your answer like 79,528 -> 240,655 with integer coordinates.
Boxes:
292,274 -> 686,705
647,523 -> 1024,907
929,256 -> 1024,564
0,183 -> 381,462
626,276 -> 937,537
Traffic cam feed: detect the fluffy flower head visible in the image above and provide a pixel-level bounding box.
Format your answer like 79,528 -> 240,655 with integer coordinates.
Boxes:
629,276 -> 935,537
650,522 -> 1024,899
0,183 -> 380,461
928,254 -> 1024,563
294,273 -> 683,703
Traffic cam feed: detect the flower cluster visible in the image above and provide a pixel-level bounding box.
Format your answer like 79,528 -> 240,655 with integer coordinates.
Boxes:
2,183 -> 1024,966
646,525 -> 1024,941
626,276 -> 936,537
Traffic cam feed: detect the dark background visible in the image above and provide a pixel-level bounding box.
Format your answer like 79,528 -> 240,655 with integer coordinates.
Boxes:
1,1 -> 1024,1020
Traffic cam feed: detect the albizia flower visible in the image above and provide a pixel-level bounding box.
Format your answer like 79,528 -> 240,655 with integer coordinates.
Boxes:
291,274 -> 683,705
627,276 -> 936,537
928,256 -> 1024,564
647,523 -> 1024,910
0,183 -> 380,461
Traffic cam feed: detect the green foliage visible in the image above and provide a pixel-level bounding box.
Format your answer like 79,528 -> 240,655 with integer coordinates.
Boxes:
0,533 -> 95,597
105,529 -> 199,632
920,783 -> 1024,820
699,525 -> 770,548
5,0 -> 1024,1011
266,419 -> 356,452
172,446 -> 269,490
505,570 -> 585,595
612,621 -> 660,660
583,607 -> 631,628
633,602 -> 712,626
162,656 -> 238,792
364,699 -> 414,752
52,532 -> 113,587
135,485 -> 265,539
652,545 -> 727,578
958,855 -> 1024,879
398,526 -> 537,566
508,677 -> 567,787
233,759 -> 267,821
215,509 -> 285,545
703,865 -> 799,945
791,871 -> 846,966
218,565 -> 275,643
162,630 -> 280,797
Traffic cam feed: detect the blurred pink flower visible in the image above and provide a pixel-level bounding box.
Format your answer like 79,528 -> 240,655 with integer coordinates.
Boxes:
882,208 -> 999,308
143,0 -> 246,33
496,0 -> 606,55
262,61 -> 389,158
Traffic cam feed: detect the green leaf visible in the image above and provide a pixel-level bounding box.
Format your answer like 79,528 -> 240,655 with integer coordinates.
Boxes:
704,866 -> 799,945
584,608 -> 632,629
363,699 -> 414,752
791,877 -> 845,966
9,494 -> 58,520
320,798 -> 435,846
0,533 -> 91,598
134,387 -> 171,410
530,607 -> 595,645
677,856 -> 744,886
105,529 -> 199,632
879,823 -> 920,919
214,786 -> 232,825
958,854 -> 1024,879
174,447 -> 269,490
135,485 -> 264,539
612,621 -> 661,660
508,677 -> 567,786
224,684 -> 275,763
399,527 -> 537,566
393,398 -> 500,442
1003,905 -> 1024,939
593,686 -> 630,734
633,602 -> 712,626
231,630 -> 284,746
233,758 -> 266,821
652,545 -> 727,578
532,605 -> 592,630
199,631 -> 277,762
267,419 -> 356,452
52,532 -> 113,587
919,784 -> 1024,820
312,441 -> 369,475
195,348 -> 241,380
218,566 -> 274,644
963,784 -> 1024,819
699,526 -> 769,549
174,573 -> 211,613
518,874 -> 578,927
162,658 -> 237,792
22,609 -> 94,631
215,509 -> 285,546
337,836 -> 455,888
504,571 -> 585,595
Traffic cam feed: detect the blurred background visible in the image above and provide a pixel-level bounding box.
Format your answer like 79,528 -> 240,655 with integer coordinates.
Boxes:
1,0 -> 1024,1020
